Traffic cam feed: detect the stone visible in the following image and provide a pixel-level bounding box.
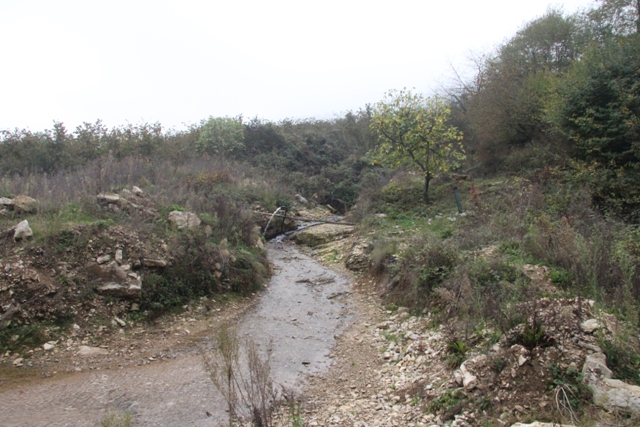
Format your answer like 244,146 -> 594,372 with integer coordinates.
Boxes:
115,249 -> 123,263
96,282 -> 142,299
132,186 -> 144,195
295,194 -> 309,204
292,224 -> 354,247
580,318 -> 603,334
43,342 -> 55,351
12,357 -> 23,366
458,361 -> 478,390
13,219 -> 33,241
97,193 -> 120,204
583,351 -> 640,415
0,197 -> 12,206
78,345 -> 109,356
113,317 -> 126,327
143,258 -> 167,268
345,242 -> 370,271
168,210 -> 201,230
10,195 -> 37,213
96,254 -> 111,264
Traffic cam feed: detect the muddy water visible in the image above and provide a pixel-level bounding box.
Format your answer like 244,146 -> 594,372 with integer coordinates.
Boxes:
0,243 -> 351,427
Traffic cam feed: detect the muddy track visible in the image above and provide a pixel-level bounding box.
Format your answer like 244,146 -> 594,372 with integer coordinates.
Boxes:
0,243 -> 352,427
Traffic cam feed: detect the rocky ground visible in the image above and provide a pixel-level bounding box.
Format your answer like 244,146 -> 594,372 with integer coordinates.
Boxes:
268,227 -> 640,427
2,197 -> 640,427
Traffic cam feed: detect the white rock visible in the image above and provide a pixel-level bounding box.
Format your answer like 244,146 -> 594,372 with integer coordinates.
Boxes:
13,219 -> 33,240
115,249 -> 123,263
583,351 -> 640,415
43,342 -> 55,351
132,186 -> 144,195
97,193 -> 120,203
580,318 -> 603,334
168,210 -> 201,230
96,254 -> 111,264
113,317 -> 126,327
78,346 -> 109,356
459,362 -> 478,390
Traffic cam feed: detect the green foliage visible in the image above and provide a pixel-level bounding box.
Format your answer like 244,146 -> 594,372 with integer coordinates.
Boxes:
446,340 -> 470,368
548,34 -> 640,219
370,89 -> 464,204
196,116 -> 245,155
427,389 -> 466,417
548,363 -> 592,411
600,339 -> 640,385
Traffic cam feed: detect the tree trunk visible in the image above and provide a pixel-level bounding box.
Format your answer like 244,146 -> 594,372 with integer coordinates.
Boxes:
423,173 -> 431,205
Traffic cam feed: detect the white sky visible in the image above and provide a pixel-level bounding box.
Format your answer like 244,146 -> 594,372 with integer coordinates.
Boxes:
0,0 -> 596,132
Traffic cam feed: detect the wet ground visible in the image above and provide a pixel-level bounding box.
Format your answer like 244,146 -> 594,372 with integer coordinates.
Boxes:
0,243 -> 352,427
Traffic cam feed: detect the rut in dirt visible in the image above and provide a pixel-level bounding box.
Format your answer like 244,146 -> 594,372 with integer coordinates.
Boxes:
0,242 -> 352,427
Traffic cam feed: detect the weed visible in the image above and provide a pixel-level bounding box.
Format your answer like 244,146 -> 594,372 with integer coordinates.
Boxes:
100,410 -> 132,427
427,389 -> 466,419
446,340 -> 470,369
600,339 -> 640,386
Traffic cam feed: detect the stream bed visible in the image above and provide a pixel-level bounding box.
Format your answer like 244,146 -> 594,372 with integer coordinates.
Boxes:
0,242 -> 352,427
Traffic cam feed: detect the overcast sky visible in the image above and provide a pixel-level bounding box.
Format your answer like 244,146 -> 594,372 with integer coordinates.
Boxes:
0,0 -> 596,132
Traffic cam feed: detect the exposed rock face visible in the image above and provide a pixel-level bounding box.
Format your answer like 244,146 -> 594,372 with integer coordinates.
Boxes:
168,210 -> 201,230
13,220 -> 33,241
345,241 -> 370,271
292,224 -> 354,247
583,350 -> 640,415
88,261 -> 142,300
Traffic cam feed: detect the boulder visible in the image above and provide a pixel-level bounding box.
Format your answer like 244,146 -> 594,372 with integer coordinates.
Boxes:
346,241 -> 370,271
13,220 -> 33,241
580,318 -> 603,334
0,197 -> 12,207
458,361 -> 478,390
10,195 -> 37,213
583,351 -> 640,415
97,193 -> 120,204
292,224 -> 354,247
168,210 -> 201,230
88,261 -> 142,300
142,257 -> 167,268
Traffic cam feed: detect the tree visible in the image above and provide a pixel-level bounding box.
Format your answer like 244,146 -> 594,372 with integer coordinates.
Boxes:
548,34 -> 640,219
369,89 -> 464,204
196,116 -> 245,155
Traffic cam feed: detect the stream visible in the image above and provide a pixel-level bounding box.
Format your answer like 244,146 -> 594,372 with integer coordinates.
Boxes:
0,242 -> 352,427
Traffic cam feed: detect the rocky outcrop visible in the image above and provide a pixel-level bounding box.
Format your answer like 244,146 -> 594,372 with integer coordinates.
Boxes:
168,210 -> 201,229
345,241 -> 371,271
87,261 -> 142,300
292,224 -> 354,247
583,350 -> 640,415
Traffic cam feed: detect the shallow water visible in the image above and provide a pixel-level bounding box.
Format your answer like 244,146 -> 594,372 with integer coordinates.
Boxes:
0,243 -> 351,427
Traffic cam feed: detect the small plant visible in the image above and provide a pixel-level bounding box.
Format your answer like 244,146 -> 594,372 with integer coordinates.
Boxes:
600,339 -> 640,386
548,363 -> 592,423
168,204 -> 184,212
491,357 -> 507,374
446,340 -> 470,369
100,410 -> 132,427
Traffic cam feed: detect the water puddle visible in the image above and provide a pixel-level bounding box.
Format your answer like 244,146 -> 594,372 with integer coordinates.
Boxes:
0,242 -> 352,426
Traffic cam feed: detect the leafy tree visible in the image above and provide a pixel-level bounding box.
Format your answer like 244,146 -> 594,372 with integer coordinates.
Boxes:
196,116 -> 245,155
369,89 -> 464,205
548,34 -> 640,218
